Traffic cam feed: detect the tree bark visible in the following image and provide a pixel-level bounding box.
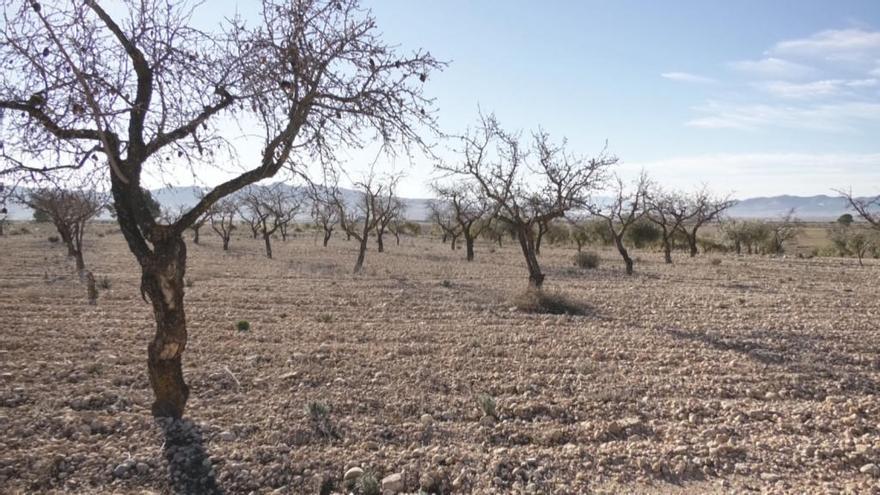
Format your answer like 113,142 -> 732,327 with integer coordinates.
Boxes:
222,236 -> 230,251
141,237 -> 189,418
614,236 -> 634,275
353,237 -> 368,273
74,250 -> 86,273
451,235 -> 458,251
323,229 -> 331,247
192,227 -> 200,245
662,236 -> 672,264
377,230 -> 384,253
263,233 -> 272,259
465,233 -> 475,261
516,226 -> 544,288
687,230 -> 698,257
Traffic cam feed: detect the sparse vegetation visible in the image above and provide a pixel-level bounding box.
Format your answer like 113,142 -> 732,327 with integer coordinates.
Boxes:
574,251 -> 601,269
476,393 -> 497,419
513,289 -> 589,316
236,320 -> 250,332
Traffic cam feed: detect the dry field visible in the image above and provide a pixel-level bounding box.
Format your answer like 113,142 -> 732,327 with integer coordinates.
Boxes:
1,224 -> 880,494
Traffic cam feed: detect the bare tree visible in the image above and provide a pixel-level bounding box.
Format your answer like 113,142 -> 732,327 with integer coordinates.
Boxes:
0,0 -> 440,418
336,171 -> 400,273
375,190 -> 403,253
441,113 -> 615,287
645,188 -> 692,264
432,182 -> 493,261
587,174 -> 649,275
20,186 -> 105,273
276,190 -> 304,242
428,200 -> 462,249
767,208 -> 800,255
208,197 -> 237,250
307,179 -> 340,248
838,190 -> 880,230
678,188 -> 737,257
241,184 -> 299,259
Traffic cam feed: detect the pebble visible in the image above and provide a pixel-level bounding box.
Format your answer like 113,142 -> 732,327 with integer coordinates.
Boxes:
860,463 -> 880,477
381,472 -> 404,493
343,466 -> 364,482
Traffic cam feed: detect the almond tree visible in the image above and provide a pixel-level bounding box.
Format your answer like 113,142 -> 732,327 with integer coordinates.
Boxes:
375,190 -> 403,253
645,188 -> 692,264
431,182 -> 493,261
0,0 -> 440,418
307,178 -> 340,248
208,197 -> 237,251
838,190 -> 879,230
241,184 -> 299,259
441,113 -> 615,288
336,171 -> 400,273
679,188 -> 737,257
428,200 -> 462,249
21,185 -> 106,273
587,174 -> 649,275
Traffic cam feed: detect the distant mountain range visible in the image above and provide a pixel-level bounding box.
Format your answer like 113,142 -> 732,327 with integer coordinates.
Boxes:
3,186 -> 873,222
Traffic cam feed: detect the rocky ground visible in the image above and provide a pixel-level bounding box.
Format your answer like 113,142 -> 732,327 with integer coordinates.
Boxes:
1,224 -> 879,494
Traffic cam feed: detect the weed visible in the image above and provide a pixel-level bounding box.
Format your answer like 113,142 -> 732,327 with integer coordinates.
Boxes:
236,320 -> 250,332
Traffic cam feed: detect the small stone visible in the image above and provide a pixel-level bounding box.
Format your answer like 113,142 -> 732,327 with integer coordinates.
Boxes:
218,431 -> 235,442
113,463 -> 130,478
343,466 -> 364,482
135,462 -> 150,474
760,472 -> 780,482
381,472 -> 405,493
860,463 -> 880,477
420,414 -> 434,426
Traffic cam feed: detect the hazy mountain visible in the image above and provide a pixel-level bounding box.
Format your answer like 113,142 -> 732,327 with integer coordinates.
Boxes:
3,186 -> 872,222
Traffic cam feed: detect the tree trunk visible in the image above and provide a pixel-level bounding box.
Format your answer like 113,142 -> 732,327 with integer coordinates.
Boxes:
535,223 -> 546,255
192,227 -> 200,245
141,237 -> 189,418
662,236 -> 672,264
441,233 -> 447,243
451,235 -> 457,251
353,237 -> 368,273
734,239 -> 741,255
394,230 -> 400,246
222,236 -> 230,251
323,229 -> 331,247
516,226 -> 544,288
74,250 -> 86,273
465,233 -> 475,261
615,236 -> 634,275
687,230 -> 698,257
263,233 -> 272,259
377,230 -> 384,253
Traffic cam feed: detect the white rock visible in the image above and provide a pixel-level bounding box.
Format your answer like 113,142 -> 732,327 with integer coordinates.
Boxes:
343,466 -> 364,482
381,472 -> 405,493
860,463 -> 880,477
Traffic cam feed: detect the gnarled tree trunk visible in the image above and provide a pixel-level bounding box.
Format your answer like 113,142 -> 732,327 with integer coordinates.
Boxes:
516,225 -> 544,288
354,237 -> 368,273
322,228 -> 331,247
263,232 -> 273,259
465,232 -> 475,261
141,237 -> 189,418
614,235 -> 634,275
377,230 -> 385,252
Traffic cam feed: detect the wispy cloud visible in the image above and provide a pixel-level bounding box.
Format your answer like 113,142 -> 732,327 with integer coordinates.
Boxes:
686,101 -> 880,132
661,72 -> 716,84
728,57 -> 815,79
623,152 -> 880,196
752,78 -> 878,99
772,28 -> 880,64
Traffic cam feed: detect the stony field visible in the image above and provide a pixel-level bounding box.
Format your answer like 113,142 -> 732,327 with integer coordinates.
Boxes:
1,224 -> 879,494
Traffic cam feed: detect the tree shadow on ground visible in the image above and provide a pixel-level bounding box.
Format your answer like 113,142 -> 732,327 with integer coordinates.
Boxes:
159,418 -> 223,495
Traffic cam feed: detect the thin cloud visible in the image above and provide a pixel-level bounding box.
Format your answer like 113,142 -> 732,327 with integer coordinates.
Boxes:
661,72 -> 716,84
728,57 -> 815,79
686,101 -> 880,132
772,28 -> 880,63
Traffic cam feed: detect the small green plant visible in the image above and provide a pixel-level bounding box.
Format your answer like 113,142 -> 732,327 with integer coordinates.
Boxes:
358,470 -> 380,495
316,313 -> 334,323
440,279 -> 453,288
710,258 -> 722,266
476,393 -> 497,419
574,251 -> 600,269
47,235 -> 59,243
236,320 -> 250,332
98,276 -> 111,290
306,401 -> 339,439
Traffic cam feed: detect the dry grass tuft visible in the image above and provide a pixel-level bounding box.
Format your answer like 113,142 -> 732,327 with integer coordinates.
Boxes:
513,288 -> 590,316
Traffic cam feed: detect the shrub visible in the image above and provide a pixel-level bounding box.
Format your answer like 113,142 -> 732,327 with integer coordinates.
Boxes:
710,258 -> 722,266
514,289 -> 589,316
476,393 -> 497,419
98,276 -> 111,289
625,218 -> 661,248
440,279 -> 453,288
47,235 -> 59,243
358,471 -> 380,495
306,401 -> 339,439
316,313 -> 333,323
574,251 -> 600,269
236,320 -> 250,332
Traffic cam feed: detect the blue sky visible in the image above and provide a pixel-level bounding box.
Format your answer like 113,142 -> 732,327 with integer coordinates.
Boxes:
180,1 -> 880,198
